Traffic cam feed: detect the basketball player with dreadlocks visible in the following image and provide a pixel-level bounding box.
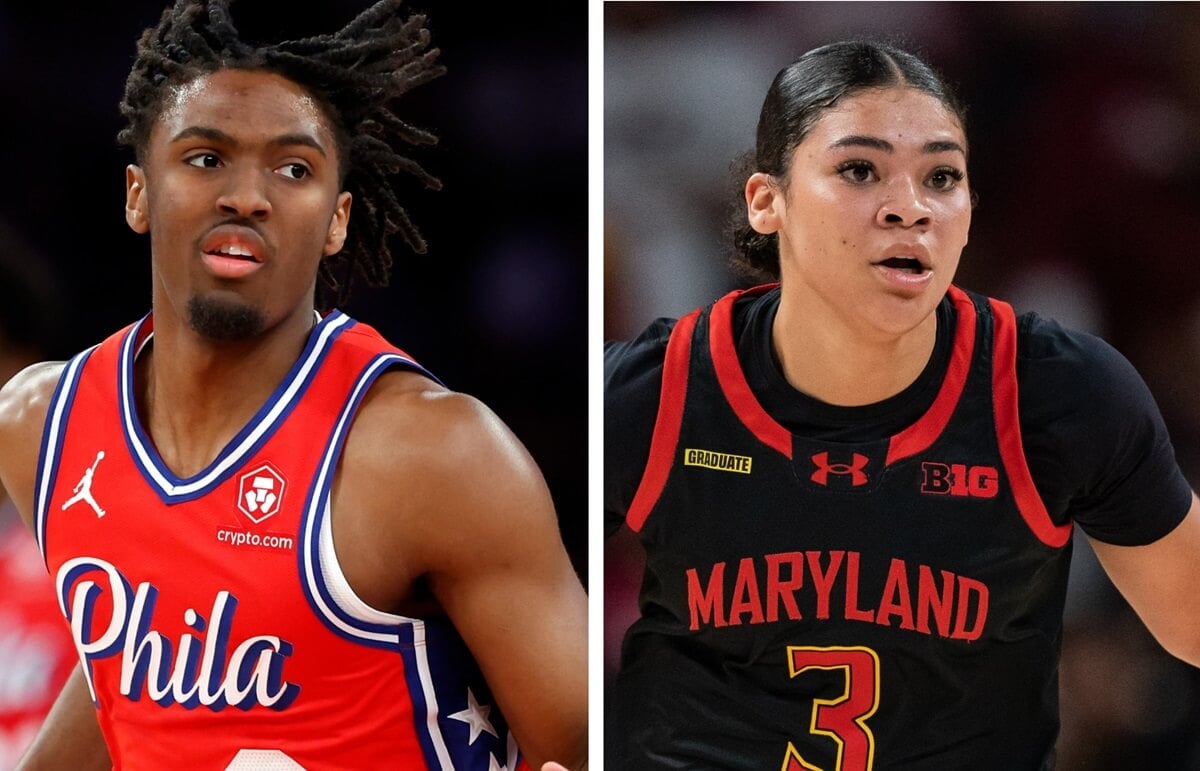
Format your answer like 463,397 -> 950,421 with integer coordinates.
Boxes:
0,2 -> 587,769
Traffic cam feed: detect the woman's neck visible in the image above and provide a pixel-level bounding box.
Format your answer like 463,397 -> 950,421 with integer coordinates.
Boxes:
771,289 -> 938,407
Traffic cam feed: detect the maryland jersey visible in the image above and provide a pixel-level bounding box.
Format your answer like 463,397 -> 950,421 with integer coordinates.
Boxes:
37,311 -> 527,771
614,286 -> 1073,770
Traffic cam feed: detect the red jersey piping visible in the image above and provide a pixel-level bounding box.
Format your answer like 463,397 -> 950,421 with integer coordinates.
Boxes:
989,298 -> 1072,548
626,309 -> 700,533
707,285 -> 975,466
885,286 -> 977,465
709,287 -> 793,459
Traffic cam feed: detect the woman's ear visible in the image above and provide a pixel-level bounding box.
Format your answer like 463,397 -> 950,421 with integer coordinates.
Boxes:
745,172 -> 783,235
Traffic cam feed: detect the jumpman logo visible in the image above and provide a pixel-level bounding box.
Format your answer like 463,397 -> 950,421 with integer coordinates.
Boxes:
62,450 -> 107,518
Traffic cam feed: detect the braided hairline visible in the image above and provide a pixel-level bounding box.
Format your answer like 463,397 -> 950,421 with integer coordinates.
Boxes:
117,0 -> 444,307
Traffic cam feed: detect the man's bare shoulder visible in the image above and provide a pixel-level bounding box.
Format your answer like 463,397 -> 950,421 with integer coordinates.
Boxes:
339,368 -> 554,569
0,361 -> 66,439
346,368 -> 538,481
0,361 -> 67,523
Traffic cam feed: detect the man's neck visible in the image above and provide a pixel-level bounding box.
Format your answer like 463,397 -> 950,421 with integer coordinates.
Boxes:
135,306 -> 316,478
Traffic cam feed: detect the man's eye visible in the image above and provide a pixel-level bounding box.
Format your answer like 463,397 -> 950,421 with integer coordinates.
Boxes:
185,153 -> 221,169
276,163 -> 310,180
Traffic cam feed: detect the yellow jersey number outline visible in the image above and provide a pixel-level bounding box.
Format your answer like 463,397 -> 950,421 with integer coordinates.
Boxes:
782,645 -> 880,771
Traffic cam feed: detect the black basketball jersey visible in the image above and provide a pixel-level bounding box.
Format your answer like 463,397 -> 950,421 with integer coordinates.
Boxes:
613,285 -> 1073,770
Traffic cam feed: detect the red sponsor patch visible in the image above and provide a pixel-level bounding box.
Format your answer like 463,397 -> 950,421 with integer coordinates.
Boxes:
237,463 -> 286,523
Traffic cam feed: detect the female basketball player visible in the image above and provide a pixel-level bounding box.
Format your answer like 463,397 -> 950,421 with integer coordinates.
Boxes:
605,40 -> 1200,770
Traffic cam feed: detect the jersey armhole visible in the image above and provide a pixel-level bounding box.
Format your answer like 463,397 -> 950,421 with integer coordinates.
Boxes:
298,353 -> 428,648
990,298 -> 1072,549
33,348 -> 96,562
625,309 -> 699,533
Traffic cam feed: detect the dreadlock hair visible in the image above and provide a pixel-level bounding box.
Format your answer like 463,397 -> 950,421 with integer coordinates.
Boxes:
117,0 -> 444,307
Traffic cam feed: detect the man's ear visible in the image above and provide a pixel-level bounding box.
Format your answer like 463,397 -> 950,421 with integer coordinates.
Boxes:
125,165 -> 150,234
323,192 -> 353,256
745,172 -> 784,235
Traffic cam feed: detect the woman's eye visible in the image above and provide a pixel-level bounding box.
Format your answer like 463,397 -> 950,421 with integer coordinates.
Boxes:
276,163 -> 310,180
928,167 -> 964,191
185,153 -> 221,169
837,161 -> 875,183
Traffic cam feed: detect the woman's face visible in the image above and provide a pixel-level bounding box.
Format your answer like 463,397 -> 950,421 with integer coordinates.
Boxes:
747,86 -> 972,342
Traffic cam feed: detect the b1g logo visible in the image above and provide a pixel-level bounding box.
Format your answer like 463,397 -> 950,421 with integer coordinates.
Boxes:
920,462 -> 999,499
237,463 -> 287,523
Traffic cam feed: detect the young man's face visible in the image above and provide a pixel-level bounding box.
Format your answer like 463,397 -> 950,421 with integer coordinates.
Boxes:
125,68 -> 351,340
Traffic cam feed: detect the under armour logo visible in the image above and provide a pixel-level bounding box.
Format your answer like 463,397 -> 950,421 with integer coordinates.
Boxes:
237,463 -> 286,524
62,450 -> 107,517
810,451 -> 869,487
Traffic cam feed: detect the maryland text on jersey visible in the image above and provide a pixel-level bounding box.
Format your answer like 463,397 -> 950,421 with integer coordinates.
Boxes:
684,549 -> 988,640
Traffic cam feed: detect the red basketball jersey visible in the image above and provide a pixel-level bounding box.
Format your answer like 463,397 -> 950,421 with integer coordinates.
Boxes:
37,311 -> 528,770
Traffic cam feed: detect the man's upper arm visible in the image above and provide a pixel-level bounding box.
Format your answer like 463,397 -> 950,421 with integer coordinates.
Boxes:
360,386 -> 587,769
0,361 -> 65,525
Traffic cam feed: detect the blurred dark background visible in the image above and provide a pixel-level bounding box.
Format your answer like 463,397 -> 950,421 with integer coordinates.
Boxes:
605,3 -> 1200,768
0,1 -> 586,572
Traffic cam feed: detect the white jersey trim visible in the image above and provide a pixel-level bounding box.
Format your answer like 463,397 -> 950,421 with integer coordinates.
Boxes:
317,503 -> 455,770
35,349 -> 94,560
300,351 -> 454,770
119,312 -> 353,499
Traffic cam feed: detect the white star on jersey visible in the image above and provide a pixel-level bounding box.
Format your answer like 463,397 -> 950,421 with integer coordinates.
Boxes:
488,754 -> 507,771
448,688 -> 499,745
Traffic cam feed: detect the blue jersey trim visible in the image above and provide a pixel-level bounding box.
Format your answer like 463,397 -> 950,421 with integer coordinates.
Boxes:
294,351 -> 455,768
396,623 -> 445,770
296,352 -> 437,647
34,348 -> 96,561
120,311 -> 354,503
402,617 -> 523,770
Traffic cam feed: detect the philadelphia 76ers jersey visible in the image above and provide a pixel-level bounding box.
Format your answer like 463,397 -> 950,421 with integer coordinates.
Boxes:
36,311 -> 528,771
613,285 -> 1073,770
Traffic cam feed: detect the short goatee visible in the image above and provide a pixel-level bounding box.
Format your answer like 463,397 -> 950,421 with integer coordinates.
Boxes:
186,296 -> 265,341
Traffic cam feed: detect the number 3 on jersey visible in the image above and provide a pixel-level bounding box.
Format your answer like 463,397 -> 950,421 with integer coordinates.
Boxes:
783,646 -> 880,771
